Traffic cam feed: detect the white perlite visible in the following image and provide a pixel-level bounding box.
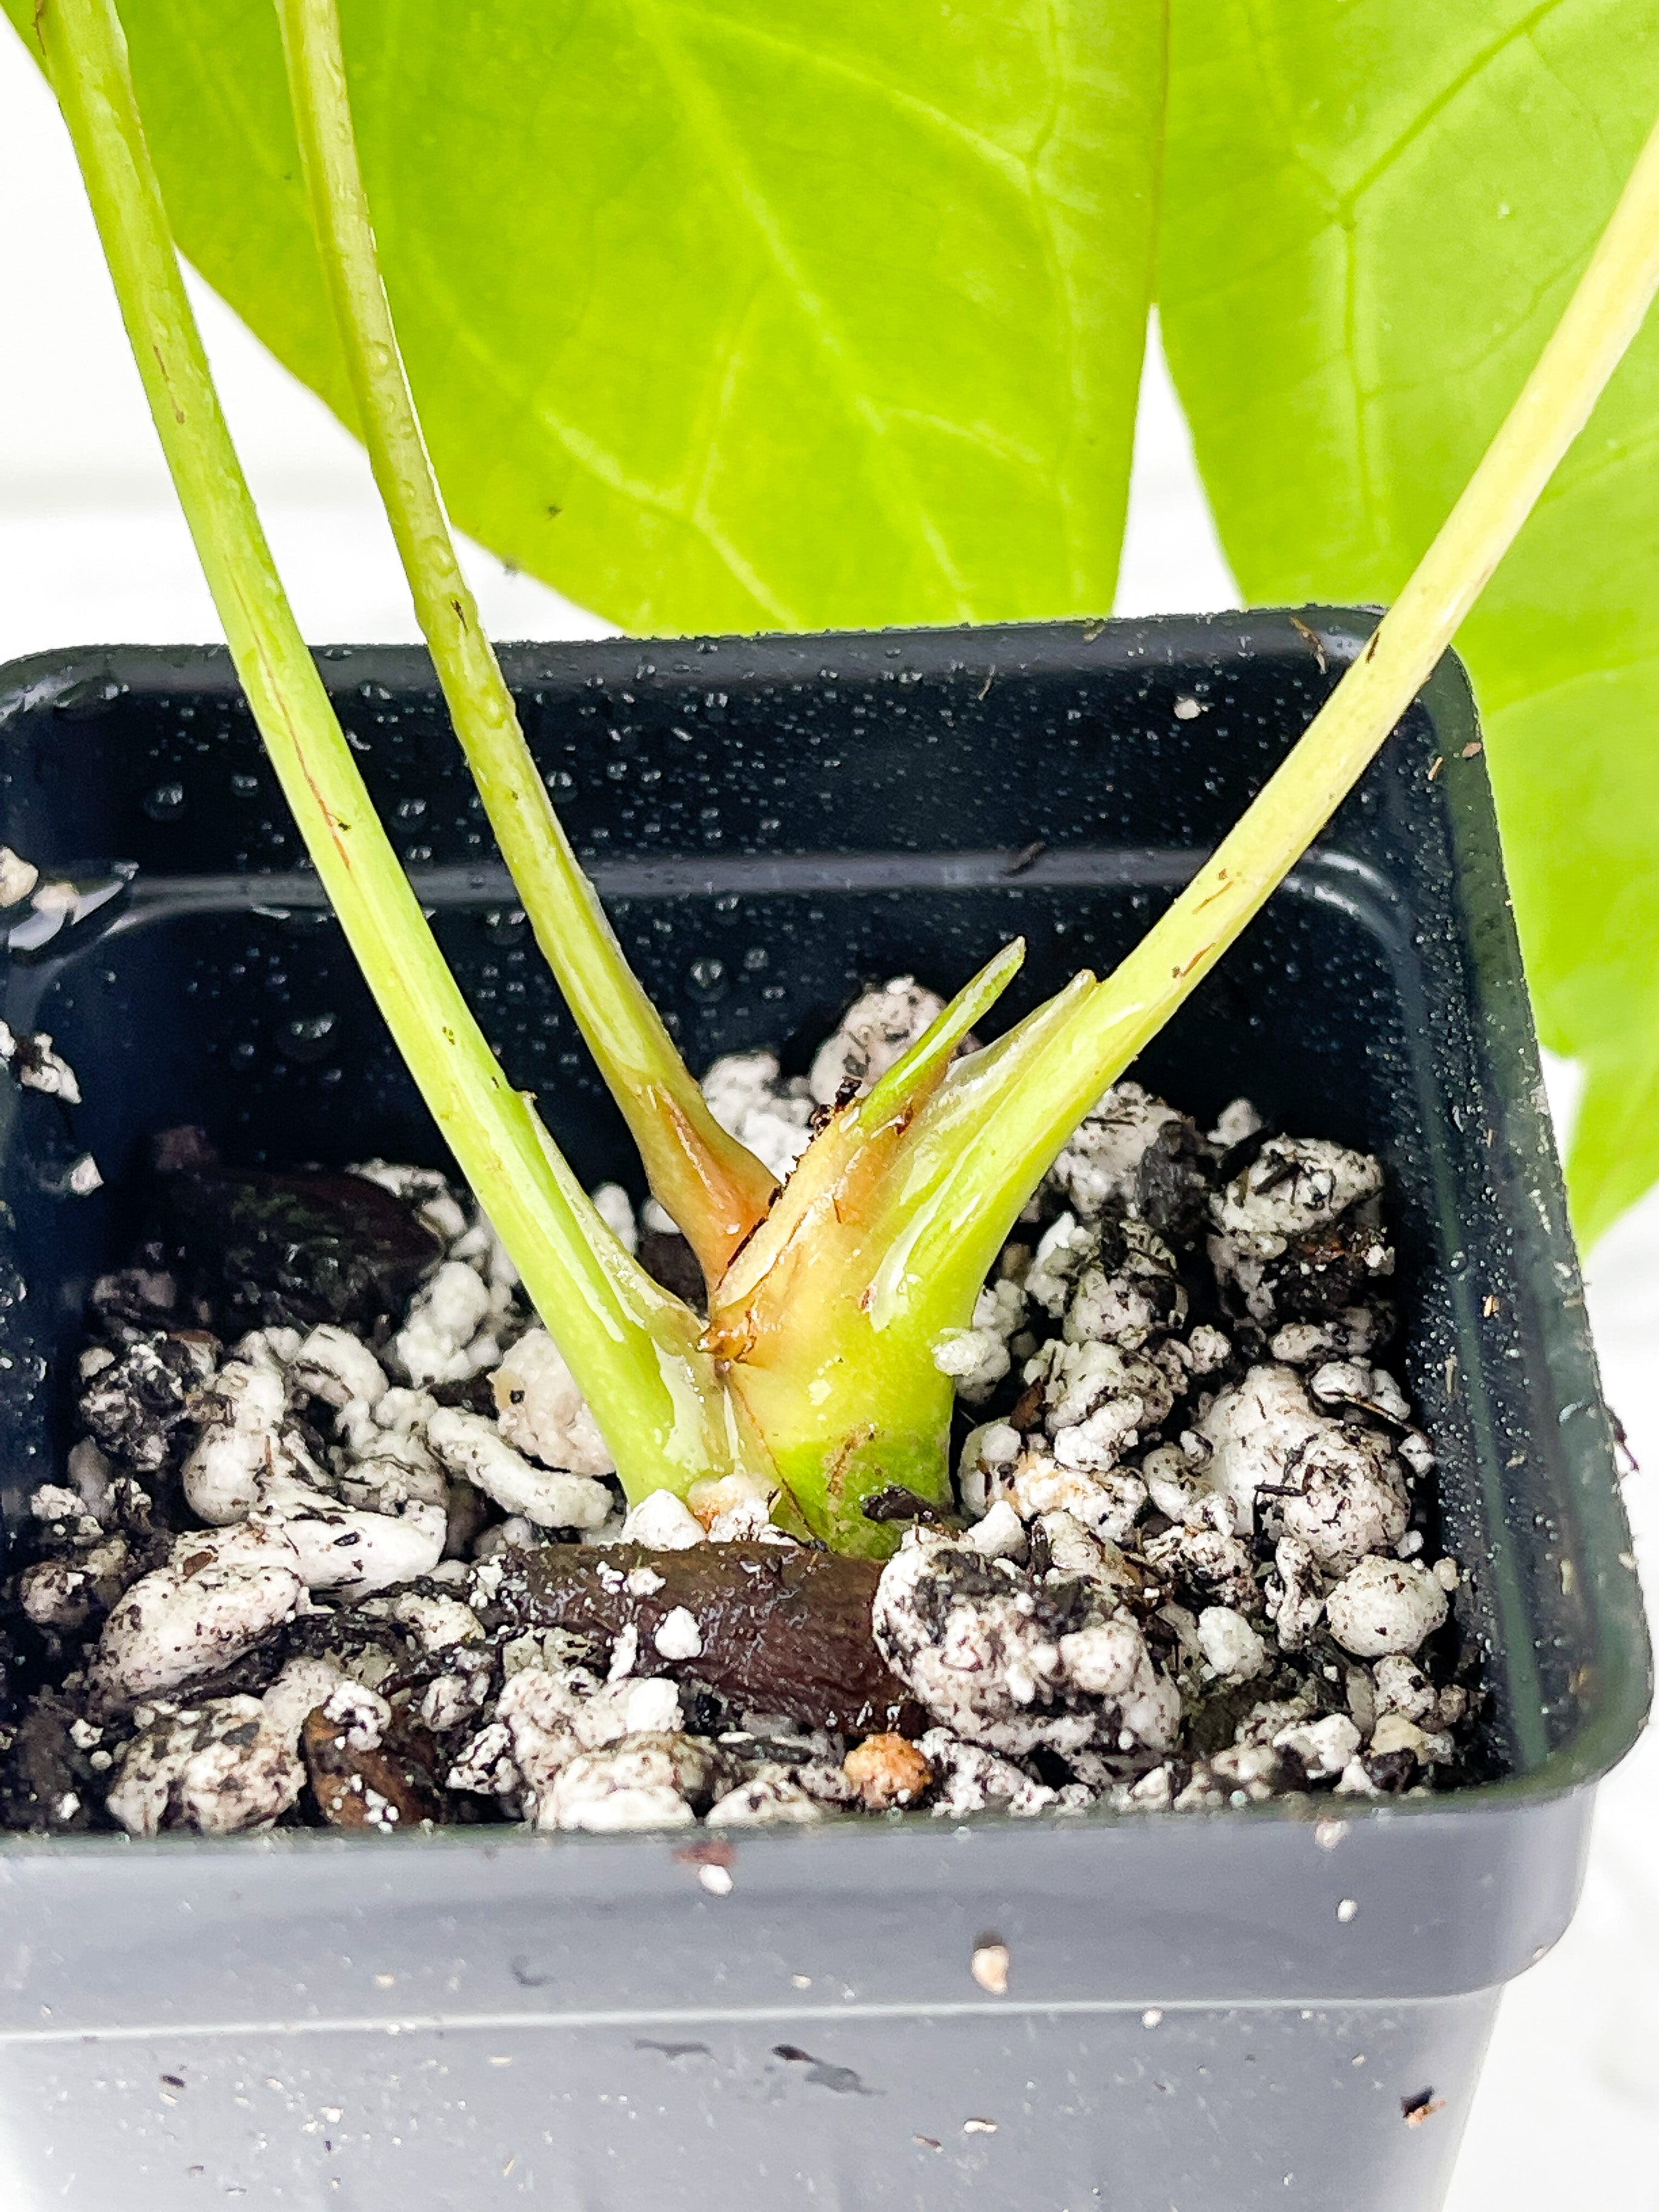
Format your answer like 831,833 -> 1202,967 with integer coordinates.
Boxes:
548,1733 -> 727,1833
1272,1712 -> 1361,1781
1195,1363 -> 1409,1568
19,1539 -> 130,1629
290,1326 -> 388,1409
620,1489 -> 706,1549
918,1729 -> 1059,1819
276,1492 -> 447,1593
390,1590 -> 484,1652
259,1655 -> 349,1744
489,1661 -> 687,1824
957,1421 -> 1020,1518
92,1521 -> 305,1707
322,1679 -> 394,1753
707,1767 -> 824,1826
108,1695 -> 305,1838
931,1280 -> 1026,1404
427,1406 -> 612,1529
1045,1083 -> 1181,1221
590,1183 -> 639,1255
873,1529 -> 1179,1760
172,1327 -> 451,1595
1197,1606 -> 1268,1682
965,1498 -> 1026,1561
490,1329 -> 614,1476
1325,1556 -> 1450,1658
182,1360 -> 286,1524
700,1050 -> 814,1180
653,1606 -> 703,1661
0,1025 -> 83,1103
808,977 -> 945,1106
1064,1223 -> 1188,1352
393,1261 -> 494,1386
1208,1135 -> 1391,1323
0,847 -> 40,907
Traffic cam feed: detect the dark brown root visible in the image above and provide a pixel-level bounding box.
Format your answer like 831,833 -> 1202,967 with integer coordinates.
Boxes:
488,1541 -> 922,1736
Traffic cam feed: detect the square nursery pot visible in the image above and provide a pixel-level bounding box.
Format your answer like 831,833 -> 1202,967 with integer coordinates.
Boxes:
0,611 -> 1647,2211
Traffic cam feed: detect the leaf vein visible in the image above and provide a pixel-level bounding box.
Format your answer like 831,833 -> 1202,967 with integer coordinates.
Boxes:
631,0 -> 976,610
1337,0 -> 1578,213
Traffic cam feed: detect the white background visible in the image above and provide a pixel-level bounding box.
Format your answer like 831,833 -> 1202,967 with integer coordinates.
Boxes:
4,28 -> 1657,2207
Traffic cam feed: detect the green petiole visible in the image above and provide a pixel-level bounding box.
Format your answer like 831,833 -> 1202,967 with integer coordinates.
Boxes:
34,0 -> 757,1506
271,0 -> 776,1287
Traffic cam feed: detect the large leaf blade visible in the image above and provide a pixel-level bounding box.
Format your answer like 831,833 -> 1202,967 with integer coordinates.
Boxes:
1159,0 -> 1659,1241
7,0 -> 1165,633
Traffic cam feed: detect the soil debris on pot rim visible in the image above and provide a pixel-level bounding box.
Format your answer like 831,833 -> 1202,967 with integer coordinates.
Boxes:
0,980 -> 1486,1837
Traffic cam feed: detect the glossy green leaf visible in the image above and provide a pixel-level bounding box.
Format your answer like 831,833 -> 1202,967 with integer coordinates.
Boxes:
1159,1 -> 1659,1244
5,0 -> 1164,633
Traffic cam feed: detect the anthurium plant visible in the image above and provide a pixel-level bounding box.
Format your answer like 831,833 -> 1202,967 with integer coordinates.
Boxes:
11,0 -> 1659,1553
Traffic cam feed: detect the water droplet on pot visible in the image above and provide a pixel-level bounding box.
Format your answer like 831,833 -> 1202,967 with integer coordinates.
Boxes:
230,772 -> 260,800
142,782 -> 187,822
281,1012 -> 338,1064
230,1040 -> 258,1068
395,796 -> 428,824
743,946 -> 770,972
52,675 -> 124,719
687,957 -> 727,1004
484,908 -> 527,948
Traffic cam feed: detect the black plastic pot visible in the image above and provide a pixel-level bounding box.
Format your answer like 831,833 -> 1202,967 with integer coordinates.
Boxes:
0,613 -> 1646,2211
